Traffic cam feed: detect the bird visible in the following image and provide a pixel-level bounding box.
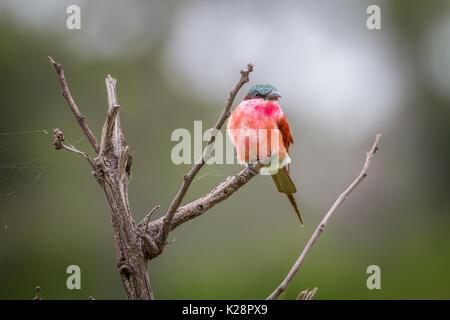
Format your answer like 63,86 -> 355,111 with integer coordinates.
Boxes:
227,84 -> 303,225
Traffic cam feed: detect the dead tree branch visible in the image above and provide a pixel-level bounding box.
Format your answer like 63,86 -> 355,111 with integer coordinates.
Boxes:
297,287 -> 318,300
142,161 -> 263,238
267,134 -> 382,300
48,56 -> 100,153
95,75 -> 153,299
52,128 -> 96,170
49,57 -> 255,299
50,59 -> 152,299
32,286 -> 41,300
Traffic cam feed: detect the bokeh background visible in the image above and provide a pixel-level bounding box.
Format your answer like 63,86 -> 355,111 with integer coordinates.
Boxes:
0,0 -> 449,299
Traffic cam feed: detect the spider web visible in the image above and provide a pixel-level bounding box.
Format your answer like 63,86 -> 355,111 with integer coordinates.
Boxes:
0,124 -> 233,279
0,129 -> 88,274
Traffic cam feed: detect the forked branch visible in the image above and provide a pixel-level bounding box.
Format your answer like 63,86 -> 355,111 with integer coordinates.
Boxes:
49,58 -> 152,299
297,287 -> 318,300
143,161 -> 263,237
52,128 -> 96,170
49,57 -> 256,298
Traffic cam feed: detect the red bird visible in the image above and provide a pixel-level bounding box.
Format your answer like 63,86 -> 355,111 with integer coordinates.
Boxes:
227,84 -> 303,225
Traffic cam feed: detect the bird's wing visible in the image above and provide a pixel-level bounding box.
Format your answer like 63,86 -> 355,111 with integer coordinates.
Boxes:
277,114 -> 294,152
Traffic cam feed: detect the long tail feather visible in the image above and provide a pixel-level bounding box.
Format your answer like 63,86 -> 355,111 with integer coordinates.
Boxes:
271,168 -> 304,225
287,194 -> 303,225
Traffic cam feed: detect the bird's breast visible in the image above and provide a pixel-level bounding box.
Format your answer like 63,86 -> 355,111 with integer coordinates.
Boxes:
228,99 -> 283,130
227,99 -> 288,164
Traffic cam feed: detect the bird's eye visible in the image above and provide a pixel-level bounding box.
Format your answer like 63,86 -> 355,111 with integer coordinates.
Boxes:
254,92 -> 261,97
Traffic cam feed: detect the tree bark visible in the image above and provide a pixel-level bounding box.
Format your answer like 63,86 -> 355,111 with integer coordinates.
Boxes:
90,75 -> 153,299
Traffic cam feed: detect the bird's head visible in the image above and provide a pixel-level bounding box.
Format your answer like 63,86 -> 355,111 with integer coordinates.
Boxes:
244,84 -> 281,101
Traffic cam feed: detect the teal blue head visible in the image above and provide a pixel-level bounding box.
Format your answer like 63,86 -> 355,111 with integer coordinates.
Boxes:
244,84 -> 281,101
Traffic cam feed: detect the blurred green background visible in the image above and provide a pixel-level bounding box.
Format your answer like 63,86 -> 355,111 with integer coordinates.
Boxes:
0,0 -> 449,299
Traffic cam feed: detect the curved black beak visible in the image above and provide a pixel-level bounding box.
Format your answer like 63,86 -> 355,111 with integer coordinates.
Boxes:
266,91 -> 282,100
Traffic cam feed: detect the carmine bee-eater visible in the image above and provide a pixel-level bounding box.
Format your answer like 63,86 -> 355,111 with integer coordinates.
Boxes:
227,84 -> 303,225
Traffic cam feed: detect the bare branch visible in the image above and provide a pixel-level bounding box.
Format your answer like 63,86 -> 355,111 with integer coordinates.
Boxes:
50,60 -> 153,299
94,75 -> 153,300
144,205 -> 161,233
100,75 -> 124,157
143,162 -> 263,242
297,287 -> 318,300
296,289 -> 307,300
136,205 -> 161,257
267,134 -> 382,300
159,63 -> 254,246
32,286 -> 41,300
53,128 -> 96,170
48,56 -> 100,153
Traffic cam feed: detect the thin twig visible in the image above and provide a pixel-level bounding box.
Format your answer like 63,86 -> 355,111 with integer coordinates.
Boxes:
32,286 -> 41,300
267,134 -> 382,300
100,75 -> 123,157
159,63 -> 254,246
305,287 -> 318,300
297,289 -> 307,300
48,56 -> 100,153
137,205 -> 162,257
145,205 -> 160,233
53,128 -> 96,170
143,162 -> 263,241
297,287 -> 318,300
